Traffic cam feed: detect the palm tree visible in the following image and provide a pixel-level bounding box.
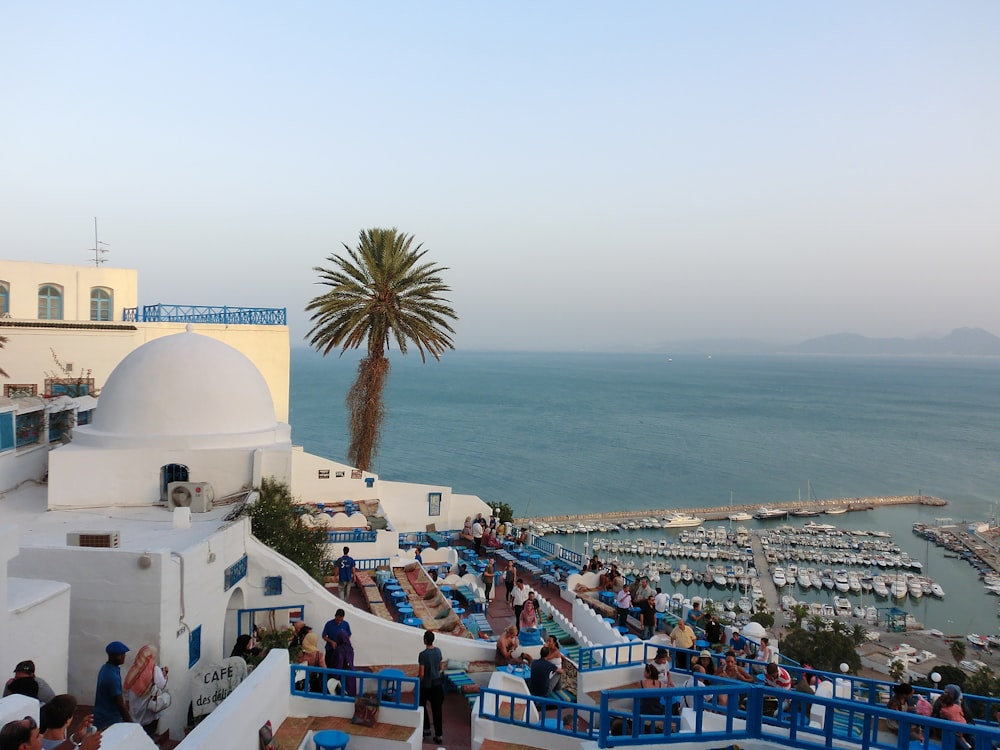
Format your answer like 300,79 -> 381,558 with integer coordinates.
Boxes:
850,624 -> 869,646
790,604 -> 810,629
305,228 -> 457,471
950,639 -> 966,666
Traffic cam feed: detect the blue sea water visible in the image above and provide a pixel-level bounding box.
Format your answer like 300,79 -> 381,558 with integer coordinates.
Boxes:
290,349 -> 1000,519
289,349 -> 1000,634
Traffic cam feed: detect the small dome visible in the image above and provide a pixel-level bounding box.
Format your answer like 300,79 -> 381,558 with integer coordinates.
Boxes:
89,329 -> 279,440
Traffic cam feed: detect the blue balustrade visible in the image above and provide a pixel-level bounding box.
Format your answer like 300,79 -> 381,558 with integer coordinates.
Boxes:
123,304 -> 286,325
326,530 -> 377,544
289,665 -> 420,709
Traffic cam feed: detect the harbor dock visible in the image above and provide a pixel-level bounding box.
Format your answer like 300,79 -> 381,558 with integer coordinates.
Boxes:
516,494 -> 944,525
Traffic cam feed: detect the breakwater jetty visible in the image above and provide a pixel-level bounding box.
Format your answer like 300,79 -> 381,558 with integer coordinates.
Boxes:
515,494 -> 945,525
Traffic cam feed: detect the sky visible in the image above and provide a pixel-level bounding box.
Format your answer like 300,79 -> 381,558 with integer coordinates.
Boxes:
2,2 -> 998,352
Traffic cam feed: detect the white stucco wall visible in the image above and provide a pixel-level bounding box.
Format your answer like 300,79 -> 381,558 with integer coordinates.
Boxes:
7,520 -> 255,739
289,448 -> 373,502
376,480 -> 491,533
47,444 -> 288,508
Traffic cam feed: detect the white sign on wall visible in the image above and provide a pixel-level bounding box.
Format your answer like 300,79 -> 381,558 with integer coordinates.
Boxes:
192,657 -> 248,717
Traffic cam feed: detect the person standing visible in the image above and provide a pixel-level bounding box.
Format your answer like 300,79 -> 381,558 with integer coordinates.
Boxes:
504,563 -> 516,604
511,579 -> 529,632
669,619 -> 696,670
335,546 -> 356,600
123,645 -> 169,738
418,630 -> 446,744
481,560 -> 494,602
638,595 -> 657,640
472,517 -> 484,555
615,586 -> 632,628
322,609 -> 352,680
94,641 -> 132,730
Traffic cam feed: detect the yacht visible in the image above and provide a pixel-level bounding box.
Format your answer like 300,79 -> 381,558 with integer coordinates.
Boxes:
662,513 -> 705,528
825,506 -> 848,515
728,511 -> 753,522
772,567 -> 787,587
754,506 -> 789,520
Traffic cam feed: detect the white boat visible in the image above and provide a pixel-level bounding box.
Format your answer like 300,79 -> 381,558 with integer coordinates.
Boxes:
772,567 -> 787,587
825,506 -> 848,515
728,511 -> 753,522
802,521 -> 837,533
755,506 -> 789,520
872,576 -> 889,598
889,577 -> 908,599
930,583 -> 945,598
834,570 -> 850,593
662,513 -> 705,528
967,634 -> 989,648
834,596 -> 852,617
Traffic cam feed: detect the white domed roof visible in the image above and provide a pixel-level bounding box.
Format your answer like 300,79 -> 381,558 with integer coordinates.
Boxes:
89,328 -> 280,440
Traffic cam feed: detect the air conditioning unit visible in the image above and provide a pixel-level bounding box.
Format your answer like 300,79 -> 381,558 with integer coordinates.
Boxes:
167,482 -> 215,513
67,531 -> 120,548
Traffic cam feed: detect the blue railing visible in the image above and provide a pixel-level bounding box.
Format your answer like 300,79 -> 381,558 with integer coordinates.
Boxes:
123,304 -> 286,325
326,530 -> 377,544
558,546 -> 583,568
355,557 -> 389,571
533,537 -> 557,555
289,665 -> 420,710
478,686 -> 599,741
477,677 -> 1000,749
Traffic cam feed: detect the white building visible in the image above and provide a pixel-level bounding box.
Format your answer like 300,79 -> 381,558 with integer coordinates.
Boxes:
0,262 -> 493,747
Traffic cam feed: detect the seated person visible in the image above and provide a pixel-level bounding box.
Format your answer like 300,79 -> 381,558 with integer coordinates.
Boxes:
528,646 -> 562,700
715,651 -> 754,707
692,649 -> 716,676
886,682 -> 923,742
649,648 -> 673,685
764,662 -> 791,690
495,625 -> 532,666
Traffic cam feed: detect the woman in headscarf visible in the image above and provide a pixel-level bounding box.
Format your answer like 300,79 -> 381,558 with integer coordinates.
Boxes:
932,684 -> 973,749
123,645 -> 168,737
328,628 -> 356,696
298,625 -> 325,692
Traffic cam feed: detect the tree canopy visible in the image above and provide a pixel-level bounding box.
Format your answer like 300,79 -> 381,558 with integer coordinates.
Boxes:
305,228 -> 457,470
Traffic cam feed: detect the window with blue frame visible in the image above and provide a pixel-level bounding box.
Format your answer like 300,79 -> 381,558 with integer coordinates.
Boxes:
189,626 -> 202,668
0,412 -> 14,451
90,287 -> 113,321
38,285 -> 63,320
77,410 -> 93,426
15,411 -> 43,448
0,282 -> 8,315
48,411 -> 74,443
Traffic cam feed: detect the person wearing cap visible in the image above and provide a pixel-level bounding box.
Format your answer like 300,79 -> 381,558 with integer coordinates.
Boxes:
3,661 -> 55,704
93,642 -> 132,731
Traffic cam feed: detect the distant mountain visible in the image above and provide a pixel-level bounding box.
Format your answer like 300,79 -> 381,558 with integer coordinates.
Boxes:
787,327 -> 1000,356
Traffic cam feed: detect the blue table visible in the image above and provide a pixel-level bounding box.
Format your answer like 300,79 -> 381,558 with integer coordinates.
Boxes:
519,627 -> 542,646
403,616 -> 423,628
313,729 -> 349,750
397,604 -> 414,622
379,668 -> 405,701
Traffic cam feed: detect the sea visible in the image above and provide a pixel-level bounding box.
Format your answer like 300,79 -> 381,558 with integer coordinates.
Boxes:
289,348 -> 1000,636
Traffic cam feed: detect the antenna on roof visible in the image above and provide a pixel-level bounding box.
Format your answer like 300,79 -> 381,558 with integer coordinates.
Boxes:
89,217 -> 110,266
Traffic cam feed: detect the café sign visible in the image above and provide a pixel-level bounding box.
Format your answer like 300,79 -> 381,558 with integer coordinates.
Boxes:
192,657 -> 247,717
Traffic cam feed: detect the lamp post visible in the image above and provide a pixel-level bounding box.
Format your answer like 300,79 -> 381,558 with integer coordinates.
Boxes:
931,671 -> 941,690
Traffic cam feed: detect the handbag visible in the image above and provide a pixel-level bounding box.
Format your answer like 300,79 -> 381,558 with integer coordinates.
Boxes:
149,684 -> 172,713
350,693 -> 380,727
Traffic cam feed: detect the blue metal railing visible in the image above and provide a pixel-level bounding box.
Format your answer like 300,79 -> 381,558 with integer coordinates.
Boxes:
289,665 -> 420,710
123,304 -> 286,325
326,530 -> 377,544
533,537 -> 557,555
478,686 -> 599,741
558,546 -> 583,568
477,677 -> 1000,749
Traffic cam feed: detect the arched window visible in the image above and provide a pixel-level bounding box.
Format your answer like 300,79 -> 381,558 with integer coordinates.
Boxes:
90,287 -> 113,321
38,284 -> 63,320
160,463 -> 190,502
0,282 -> 9,315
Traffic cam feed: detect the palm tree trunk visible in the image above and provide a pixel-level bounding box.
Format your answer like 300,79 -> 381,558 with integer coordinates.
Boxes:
346,353 -> 390,471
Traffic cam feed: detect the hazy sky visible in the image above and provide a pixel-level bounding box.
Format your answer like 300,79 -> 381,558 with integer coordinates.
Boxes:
3,3 -> 998,351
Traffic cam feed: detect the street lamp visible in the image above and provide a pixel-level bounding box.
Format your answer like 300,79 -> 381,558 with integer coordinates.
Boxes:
840,663 -> 849,674
931,671 -> 941,690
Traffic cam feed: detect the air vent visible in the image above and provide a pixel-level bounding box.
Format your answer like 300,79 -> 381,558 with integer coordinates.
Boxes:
67,531 -> 120,548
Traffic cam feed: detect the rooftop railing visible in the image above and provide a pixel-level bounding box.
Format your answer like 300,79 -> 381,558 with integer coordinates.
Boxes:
122,304 -> 286,325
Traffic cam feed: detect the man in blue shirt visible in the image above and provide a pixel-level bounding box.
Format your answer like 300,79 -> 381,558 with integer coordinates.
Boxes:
94,641 -> 132,730
336,546 -> 356,600
322,608 -> 352,673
